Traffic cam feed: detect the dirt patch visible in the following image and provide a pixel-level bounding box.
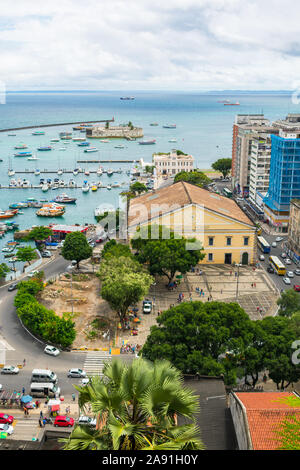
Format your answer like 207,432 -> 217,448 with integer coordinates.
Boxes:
40,273 -> 118,349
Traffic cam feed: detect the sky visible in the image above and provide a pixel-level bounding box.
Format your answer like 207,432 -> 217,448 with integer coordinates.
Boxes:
0,0 -> 299,91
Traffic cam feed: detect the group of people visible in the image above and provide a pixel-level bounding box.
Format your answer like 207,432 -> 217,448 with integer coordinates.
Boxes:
120,343 -> 141,354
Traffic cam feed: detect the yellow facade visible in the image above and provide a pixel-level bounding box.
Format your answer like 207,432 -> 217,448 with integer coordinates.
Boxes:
128,203 -> 256,265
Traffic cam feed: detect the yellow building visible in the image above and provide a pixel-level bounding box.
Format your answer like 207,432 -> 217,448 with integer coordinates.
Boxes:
128,181 -> 256,265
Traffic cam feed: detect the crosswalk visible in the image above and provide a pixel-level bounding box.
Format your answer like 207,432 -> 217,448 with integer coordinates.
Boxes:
83,351 -> 111,377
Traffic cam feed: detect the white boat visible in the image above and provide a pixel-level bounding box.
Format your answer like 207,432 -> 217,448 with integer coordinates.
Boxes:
59,147 -> 67,151
34,169 -> 41,176
107,169 -> 113,176
114,144 -> 125,149
84,170 -> 90,176
9,179 -> 17,186
73,169 -> 79,176
41,184 -> 49,192
106,185 -> 112,190
97,181 -> 103,188
57,169 -> 63,175
27,155 -> 39,161
100,139 -> 110,143
97,167 -> 103,176
82,181 -> 89,192
84,147 -> 98,153
22,180 -> 31,188
59,181 -> 66,187
168,139 -> 177,143
112,182 -> 121,188
8,170 -> 15,177
69,179 -> 76,187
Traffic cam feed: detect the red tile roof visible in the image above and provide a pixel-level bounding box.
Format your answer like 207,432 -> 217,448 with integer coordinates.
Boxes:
236,392 -> 300,450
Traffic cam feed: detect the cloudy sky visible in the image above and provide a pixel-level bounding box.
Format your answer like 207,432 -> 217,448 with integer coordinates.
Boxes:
0,0 -> 299,90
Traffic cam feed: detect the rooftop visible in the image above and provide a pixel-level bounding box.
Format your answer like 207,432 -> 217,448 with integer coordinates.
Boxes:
128,181 -> 254,227
49,224 -> 88,233
235,392 -> 300,450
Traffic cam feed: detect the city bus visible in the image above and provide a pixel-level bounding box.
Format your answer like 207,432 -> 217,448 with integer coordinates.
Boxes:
269,256 -> 286,276
223,187 -> 232,198
257,236 -> 271,254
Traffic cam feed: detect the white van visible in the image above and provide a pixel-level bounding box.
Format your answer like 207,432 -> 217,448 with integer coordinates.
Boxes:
30,382 -> 60,398
31,369 -> 57,384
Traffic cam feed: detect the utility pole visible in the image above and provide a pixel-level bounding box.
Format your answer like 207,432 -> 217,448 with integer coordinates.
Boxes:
235,263 -> 242,301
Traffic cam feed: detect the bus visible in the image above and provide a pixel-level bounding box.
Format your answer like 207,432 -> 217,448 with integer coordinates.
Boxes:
223,187 -> 232,198
269,256 -> 286,276
257,236 -> 271,254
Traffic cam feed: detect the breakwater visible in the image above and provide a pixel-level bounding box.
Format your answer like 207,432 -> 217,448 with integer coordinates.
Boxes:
0,119 -> 114,133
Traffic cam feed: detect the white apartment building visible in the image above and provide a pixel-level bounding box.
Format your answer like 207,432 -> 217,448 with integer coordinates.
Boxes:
153,150 -> 194,176
248,136 -> 271,213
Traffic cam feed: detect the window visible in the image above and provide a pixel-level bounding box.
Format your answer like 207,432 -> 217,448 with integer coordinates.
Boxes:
244,237 -> 249,246
226,237 -> 232,246
208,253 -> 213,261
208,237 -> 214,246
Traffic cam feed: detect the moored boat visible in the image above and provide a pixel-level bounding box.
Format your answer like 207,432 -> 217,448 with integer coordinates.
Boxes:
37,146 -> 52,151
14,152 -> 32,157
163,124 -> 176,128
32,131 -> 45,135
138,139 -> 156,145
36,202 -> 65,217
52,193 -> 77,204
84,147 -> 98,153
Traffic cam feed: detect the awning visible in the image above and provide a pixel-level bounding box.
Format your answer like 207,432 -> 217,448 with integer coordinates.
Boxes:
51,405 -> 60,412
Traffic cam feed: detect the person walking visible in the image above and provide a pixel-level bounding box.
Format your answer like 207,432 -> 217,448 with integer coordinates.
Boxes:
23,358 -> 26,367
72,393 -> 76,402
22,387 -> 25,395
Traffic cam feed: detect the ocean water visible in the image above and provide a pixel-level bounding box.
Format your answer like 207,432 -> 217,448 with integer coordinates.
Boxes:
0,90 -> 298,263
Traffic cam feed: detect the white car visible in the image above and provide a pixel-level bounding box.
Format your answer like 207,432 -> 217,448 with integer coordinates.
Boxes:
78,415 -> 96,427
27,270 -> 40,278
44,345 -> 60,357
283,277 -> 291,285
287,271 -> 294,278
0,384 -> 2,391
1,365 -> 19,375
272,242 -> 277,248
0,423 -> 14,435
276,237 -> 283,242
281,253 -> 287,259
81,378 -> 90,386
259,255 -> 265,261
286,259 -> 292,265
68,368 -> 86,378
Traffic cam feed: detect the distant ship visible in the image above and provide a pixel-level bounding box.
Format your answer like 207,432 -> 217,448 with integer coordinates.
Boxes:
163,124 -> 176,128
224,102 -> 240,106
120,97 -> 135,100
138,139 -> 156,145
217,99 -> 230,103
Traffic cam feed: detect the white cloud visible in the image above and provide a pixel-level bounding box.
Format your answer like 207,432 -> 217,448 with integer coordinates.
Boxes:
0,0 -> 299,90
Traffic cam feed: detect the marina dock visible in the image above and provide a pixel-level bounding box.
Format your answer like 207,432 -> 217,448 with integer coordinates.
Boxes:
0,119 -> 115,133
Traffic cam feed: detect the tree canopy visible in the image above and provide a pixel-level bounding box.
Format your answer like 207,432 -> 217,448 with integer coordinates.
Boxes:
101,240 -> 133,260
16,246 -> 37,265
277,289 -> 300,317
173,170 -> 210,187
0,263 -> 10,280
211,158 -> 232,178
131,225 -> 205,283
62,359 -> 204,450
26,226 -> 53,242
61,232 -> 93,269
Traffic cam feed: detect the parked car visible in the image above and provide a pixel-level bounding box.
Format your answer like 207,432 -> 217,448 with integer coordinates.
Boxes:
89,242 -> 96,248
267,266 -> 274,274
54,416 -> 74,427
259,255 -> 265,261
44,345 -> 60,357
286,259 -> 292,265
287,271 -> 294,278
41,250 -> 52,258
294,285 -> 300,292
78,415 -> 97,427
1,365 -> 19,374
0,423 -> 14,435
143,300 -> 152,314
7,283 -> 18,292
68,368 -> 86,378
295,269 -> 300,275
276,237 -> 284,242
27,270 -> 40,278
95,233 -> 108,243
0,413 -> 14,425
271,242 -> 277,248
283,277 -> 291,285
280,253 -> 287,259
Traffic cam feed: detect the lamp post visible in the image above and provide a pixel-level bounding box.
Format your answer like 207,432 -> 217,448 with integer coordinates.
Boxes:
235,263 -> 242,301
67,262 -> 76,315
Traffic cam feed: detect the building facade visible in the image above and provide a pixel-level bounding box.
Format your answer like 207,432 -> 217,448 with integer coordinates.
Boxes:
128,181 -> 257,265
248,135 -> 271,215
288,199 -> 300,261
264,115 -> 300,232
153,150 -> 194,176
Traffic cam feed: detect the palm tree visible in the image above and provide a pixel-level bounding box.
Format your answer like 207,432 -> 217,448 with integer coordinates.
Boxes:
62,358 -> 204,450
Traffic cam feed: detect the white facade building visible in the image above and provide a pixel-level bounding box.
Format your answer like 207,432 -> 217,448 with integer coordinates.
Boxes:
248,135 -> 271,212
153,150 -> 194,176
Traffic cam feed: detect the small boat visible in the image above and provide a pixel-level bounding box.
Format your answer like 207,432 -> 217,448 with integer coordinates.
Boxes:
114,144 -> 125,149
138,139 -> 156,145
97,181 -> 103,188
91,185 -> 98,192
168,139 -> 177,143
22,180 -> 31,188
73,168 -> 79,176
27,155 -> 39,161
82,181 -> 89,193
52,193 -> 76,204
32,131 -> 45,135
107,169 -> 113,176
14,151 -> 32,157
59,147 -> 67,151
37,146 -> 52,151
34,169 -> 41,176
69,179 -> 76,187
224,102 -> 240,106
106,185 -> 112,190
36,202 -> 65,217
41,184 -> 49,192
150,123 -> 158,126
97,167 -> 103,176
8,170 -> 15,177
84,147 -> 98,153
73,137 -> 86,142
14,144 -> 28,149
62,141 -> 71,144
59,181 -> 66,187
57,169 -> 63,175
50,139 -> 60,142
163,124 -> 176,128
7,133 -> 16,136
84,170 -> 90,176
0,211 -> 16,219
59,131 -> 72,138
77,142 -> 90,146
112,182 -> 121,188
120,97 -> 135,100
100,139 -> 110,143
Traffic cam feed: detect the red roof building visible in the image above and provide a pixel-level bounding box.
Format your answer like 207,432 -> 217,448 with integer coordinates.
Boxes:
230,391 -> 300,450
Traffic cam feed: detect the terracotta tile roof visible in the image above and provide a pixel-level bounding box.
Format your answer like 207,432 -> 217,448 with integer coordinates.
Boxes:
128,181 -> 254,227
236,392 -> 300,450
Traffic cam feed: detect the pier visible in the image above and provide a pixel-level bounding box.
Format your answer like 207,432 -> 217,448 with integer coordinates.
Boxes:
0,118 -> 115,133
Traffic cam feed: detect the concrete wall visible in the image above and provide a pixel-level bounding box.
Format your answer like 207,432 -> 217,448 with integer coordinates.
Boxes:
229,393 -> 252,450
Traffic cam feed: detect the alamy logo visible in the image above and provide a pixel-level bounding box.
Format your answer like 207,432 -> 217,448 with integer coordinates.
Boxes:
0,81 -> 6,104
291,340 -> 300,365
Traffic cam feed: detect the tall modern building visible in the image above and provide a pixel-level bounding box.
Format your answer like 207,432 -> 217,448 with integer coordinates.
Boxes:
231,115 -> 277,197
264,114 -> 300,232
248,135 -> 271,215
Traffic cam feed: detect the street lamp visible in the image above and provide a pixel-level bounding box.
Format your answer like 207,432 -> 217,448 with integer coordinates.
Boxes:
67,261 -> 76,315
235,263 -> 242,301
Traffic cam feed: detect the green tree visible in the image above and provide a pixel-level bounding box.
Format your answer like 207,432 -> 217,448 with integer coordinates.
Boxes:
102,241 -> 133,260
131,225 -> 205,284
145,165 -> 155,175
277,289 -> 300,317
26,226 -> 53,242
61,232 -> 92,269
17,279 -> 44,295
0,263 -> 10,280
95,209 -> 124,231
211,158 -> 232,178
130,182 -> 148,194
173,170 -> 210,188
62,359 -> 204,450
16,246 -> 37,265
97,256 -> 153,327
141,301 -> 253,384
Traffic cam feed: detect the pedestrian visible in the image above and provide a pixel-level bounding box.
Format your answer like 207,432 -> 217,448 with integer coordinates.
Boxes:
257,306 -> 260,312
39,418 -> 44,428
251,283 -> 253,288
207,297 -> 210,301
220,289 -> 223,295
22,387 -> 25,395
40,410 -> 43,419
23,358 -> 26,367
254,282 -> 256,288
23,406 -> 27,417
72,393 -> 76,402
